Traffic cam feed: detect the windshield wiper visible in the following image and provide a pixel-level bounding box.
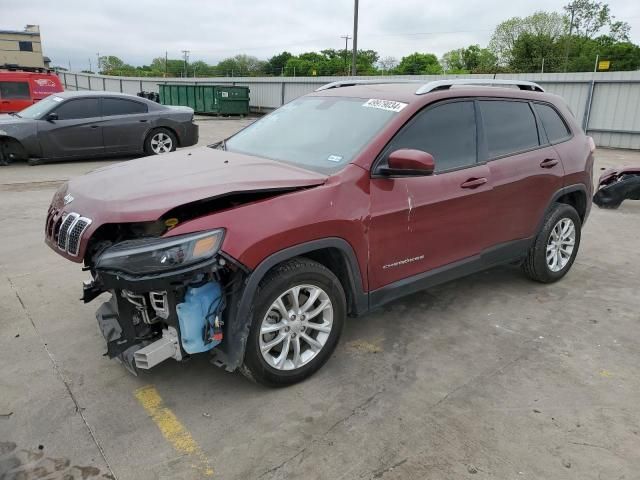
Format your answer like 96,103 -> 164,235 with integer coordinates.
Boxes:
208,139 -> 226,151
9,112 -> 20,117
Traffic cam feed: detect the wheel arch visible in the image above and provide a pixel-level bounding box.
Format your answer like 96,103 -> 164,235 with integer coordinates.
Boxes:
555,187 -> 588,222
220,238 -> 368,371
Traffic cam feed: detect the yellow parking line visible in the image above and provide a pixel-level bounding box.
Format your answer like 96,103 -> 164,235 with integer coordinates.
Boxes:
134,385 -> 214,477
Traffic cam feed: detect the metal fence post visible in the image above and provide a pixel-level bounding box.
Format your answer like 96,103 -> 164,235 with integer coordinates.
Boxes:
582,80 -> 596,132
280,82 -> 285,106
140,80 -> 143,93
103,77 -> 106,90
74,74 -> 78,90
63,73 -> 68,89
119,79 -> 123,93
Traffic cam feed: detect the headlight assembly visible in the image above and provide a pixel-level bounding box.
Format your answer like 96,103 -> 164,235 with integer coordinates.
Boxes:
96,229 -> 224,275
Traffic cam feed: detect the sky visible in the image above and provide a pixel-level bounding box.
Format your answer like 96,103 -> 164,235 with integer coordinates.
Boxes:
2,0 -> 639,70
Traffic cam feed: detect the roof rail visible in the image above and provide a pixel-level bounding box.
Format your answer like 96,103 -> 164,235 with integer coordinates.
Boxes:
316,79 -> 420,92
415,79 -> 544,95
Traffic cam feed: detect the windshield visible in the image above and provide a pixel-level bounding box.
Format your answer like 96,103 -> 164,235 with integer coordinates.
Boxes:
18,95 -> 64,119
223,96 -> 402,174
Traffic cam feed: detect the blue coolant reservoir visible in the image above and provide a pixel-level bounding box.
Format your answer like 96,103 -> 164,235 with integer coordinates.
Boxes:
176,281 -> 222,354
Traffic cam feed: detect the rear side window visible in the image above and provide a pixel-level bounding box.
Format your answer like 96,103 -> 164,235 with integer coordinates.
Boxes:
479,100 -> 539,158
54,98 -> 101,120
534,103 -> 571,143
0,81 -> 30,99
385,101 -> 477,172
102,98 -> 148,116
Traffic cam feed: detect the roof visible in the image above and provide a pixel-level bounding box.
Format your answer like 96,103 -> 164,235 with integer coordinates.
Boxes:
311,81 -> 553,105
0,29 -> 39,36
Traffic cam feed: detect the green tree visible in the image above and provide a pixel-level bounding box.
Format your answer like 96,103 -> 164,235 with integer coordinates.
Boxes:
489,12 -> 566,65
395,52 -> 442,75
265,51 -> 293,75
442,45 -> 497,73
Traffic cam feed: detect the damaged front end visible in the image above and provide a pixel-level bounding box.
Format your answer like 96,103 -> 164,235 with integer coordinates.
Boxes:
593,167 -> 640,209
84,229 -> 241,375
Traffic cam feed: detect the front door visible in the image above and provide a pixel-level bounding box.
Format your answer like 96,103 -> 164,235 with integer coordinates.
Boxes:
368,100 -> 492,291
37,97 -> 104,159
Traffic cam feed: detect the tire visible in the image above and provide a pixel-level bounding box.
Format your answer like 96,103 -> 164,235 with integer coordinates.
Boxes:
522,203 -> 582,283
144,128 -> 177,155
240,257 -> 346,387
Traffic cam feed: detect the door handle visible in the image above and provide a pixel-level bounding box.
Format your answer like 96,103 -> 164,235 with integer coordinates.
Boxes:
460,177 -> 488,189
88,125 -> 100,129
540,158 -> 559,168
139,119 -> 148,123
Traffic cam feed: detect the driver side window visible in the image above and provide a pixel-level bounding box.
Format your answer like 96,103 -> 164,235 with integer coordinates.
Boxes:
384,100 -> 477,172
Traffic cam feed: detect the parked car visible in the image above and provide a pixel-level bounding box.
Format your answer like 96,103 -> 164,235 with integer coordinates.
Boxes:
0,69 -> 63,114
0,91 -> 198,165
45,79 -> 594,386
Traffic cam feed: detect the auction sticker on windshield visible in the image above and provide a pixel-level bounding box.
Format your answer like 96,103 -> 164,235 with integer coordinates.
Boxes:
362,98 -> 407,113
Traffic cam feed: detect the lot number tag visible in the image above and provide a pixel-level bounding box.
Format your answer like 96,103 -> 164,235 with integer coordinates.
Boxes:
362,98 -> 407,113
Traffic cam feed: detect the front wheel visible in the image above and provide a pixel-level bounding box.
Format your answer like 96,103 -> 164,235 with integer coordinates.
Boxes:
144,128 -> 177,155
522,203 -> 582,283
241,258 -> 346,387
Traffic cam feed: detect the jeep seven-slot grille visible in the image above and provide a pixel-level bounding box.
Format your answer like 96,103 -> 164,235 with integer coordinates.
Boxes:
46,209 -> 92,256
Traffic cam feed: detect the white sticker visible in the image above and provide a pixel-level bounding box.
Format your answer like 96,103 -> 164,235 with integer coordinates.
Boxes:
362,98 -> 407,112
52,96 -> 63,102
327,154 -> 343,163
221,91 -> 229,98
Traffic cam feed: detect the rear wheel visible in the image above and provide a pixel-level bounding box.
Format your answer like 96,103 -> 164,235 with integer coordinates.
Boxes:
240,258 -> 346,387
144,128 -> 177,155
522,203 -> 581,283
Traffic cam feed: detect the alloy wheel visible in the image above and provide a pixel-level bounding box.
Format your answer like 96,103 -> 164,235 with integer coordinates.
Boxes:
259,284 -> 334,371
150,132 -> 173,154
546,218 -> 576,272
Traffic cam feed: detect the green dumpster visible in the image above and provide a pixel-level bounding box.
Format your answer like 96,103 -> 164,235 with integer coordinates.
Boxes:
159,84 -> 250,116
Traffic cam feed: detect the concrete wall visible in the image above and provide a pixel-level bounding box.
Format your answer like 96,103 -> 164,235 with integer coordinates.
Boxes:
58,71 -> 640,149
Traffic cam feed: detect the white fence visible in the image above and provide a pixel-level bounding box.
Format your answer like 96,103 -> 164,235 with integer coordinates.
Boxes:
58,71 -> 640,149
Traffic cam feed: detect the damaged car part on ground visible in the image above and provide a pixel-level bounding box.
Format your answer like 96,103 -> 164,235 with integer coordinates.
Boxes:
593,167 -> 640,209
45,79 -> 594,386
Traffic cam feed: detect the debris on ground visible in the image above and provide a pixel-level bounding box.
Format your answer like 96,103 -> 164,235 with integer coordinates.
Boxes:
593,167 -> 640,209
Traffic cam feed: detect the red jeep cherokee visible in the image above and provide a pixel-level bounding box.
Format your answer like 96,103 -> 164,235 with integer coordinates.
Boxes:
45,79 -> 594,386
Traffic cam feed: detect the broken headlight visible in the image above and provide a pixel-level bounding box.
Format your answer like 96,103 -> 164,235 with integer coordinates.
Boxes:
96,229 -> 224,275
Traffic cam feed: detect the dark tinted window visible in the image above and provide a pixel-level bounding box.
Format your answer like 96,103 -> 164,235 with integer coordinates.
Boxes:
54,98 -> 101,119
479,100 -> 539,158
385,101 -> 477,172
534,103 -> 571,143
0,81 -> 30,99
19,41 -> 33,52
102,97 -> 147,116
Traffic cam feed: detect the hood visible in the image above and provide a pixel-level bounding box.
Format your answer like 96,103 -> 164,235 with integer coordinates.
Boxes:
56,146 -> 328,224
0,114 -> 32,129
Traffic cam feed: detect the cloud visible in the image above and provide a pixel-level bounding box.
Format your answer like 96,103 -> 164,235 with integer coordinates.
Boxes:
1,0 -> 638,69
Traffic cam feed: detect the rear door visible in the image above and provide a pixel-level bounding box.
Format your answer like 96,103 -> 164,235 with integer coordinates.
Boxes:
101,97 -> 150,154
368,100 -> 492,290
479,99 -> 564,244
0,79 -> 32,113
37,97 -> 104,159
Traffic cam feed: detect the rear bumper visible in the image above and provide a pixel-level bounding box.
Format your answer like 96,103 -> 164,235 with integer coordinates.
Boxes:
179,123 -> 199,147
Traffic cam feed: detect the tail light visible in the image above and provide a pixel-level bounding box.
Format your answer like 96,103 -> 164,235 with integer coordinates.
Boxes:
587,136 -> 596,153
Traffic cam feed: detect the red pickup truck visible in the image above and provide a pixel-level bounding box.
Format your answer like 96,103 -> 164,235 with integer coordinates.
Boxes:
0,69 -> 63,113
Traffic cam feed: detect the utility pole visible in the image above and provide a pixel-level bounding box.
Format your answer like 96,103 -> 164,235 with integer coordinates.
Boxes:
351,0 -> 359,76
181,50 -> 190,78
89,57 -> 92,73
165,51 -> 168,77
340,35 -> 351,75
563,4 -> 575,72
96,52 -> 100,73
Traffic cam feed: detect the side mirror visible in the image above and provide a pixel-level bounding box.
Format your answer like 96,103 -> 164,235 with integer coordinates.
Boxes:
379,149 -> 435,176
45,112 -> 58,121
